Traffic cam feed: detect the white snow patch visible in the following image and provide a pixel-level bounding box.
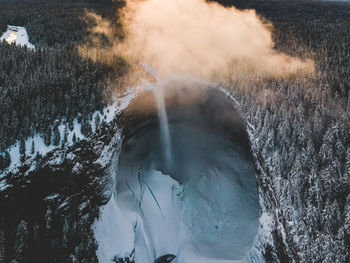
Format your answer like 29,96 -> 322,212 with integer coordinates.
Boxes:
94,194 -> 137,262
8,142 -> 20,168
101,91 -> 138,123
6,133 -> 57,171
0,179 -> 12,191
0,26 -> 35,50
44,193 -> 59,201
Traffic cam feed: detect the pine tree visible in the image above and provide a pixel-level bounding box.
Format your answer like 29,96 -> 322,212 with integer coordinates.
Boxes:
14,220 -> 29,262
44,127 -> 52,147
345,149 -> 350,177
68,119 -> 74,132
52,125 -> 60,146
322,200 -> 341,235
81,120 -> 92,136
4,150 -> 10,168
320,126 -> 335,165
31,140 -> 35,155
94,114 -> 100,131
307,168 -> 323,211
61,125 -> 68,149
62,218 -> 70,249
344,195 -> 350,236
0,229 -> 5,262
20,138 -> 26,163
45,208 -> 52,230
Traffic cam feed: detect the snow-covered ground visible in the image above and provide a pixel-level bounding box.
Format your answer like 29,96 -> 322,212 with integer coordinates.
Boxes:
95,167 -> 259,263
0,25 -> 35,50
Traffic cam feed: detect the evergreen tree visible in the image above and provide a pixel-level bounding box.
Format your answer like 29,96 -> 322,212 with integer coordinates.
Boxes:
62,125 -> 68,149
344,195 -> 350,236
94,114 -> 101,131
0,229 -> 5,262
68,120 -> 74,132
44,128 -> 52,147
14,220 -> 29,263
81,120 -> 92,136
4,151 -> 11,168
20,138 -> 26,163
31,140 -> 35,155
0,154 -> 4,170
345,149 -> 350,177
320,126 -> 335,165
45,208 -> 52,231
52,125 -> 61,146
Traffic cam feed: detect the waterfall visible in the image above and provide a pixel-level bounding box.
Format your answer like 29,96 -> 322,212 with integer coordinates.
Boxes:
154,82 -> 173,167
141,62 -> 172,167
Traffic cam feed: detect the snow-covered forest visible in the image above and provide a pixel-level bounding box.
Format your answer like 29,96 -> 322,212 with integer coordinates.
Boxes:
0,0 -> 127,158
0,0 -> 349,262
227,1 -> 350,260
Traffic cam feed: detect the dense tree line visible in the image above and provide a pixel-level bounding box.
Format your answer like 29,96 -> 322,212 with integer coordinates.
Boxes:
0,0 -> 127,154
236,78 -> 350,262
222,0 -> 350,261
222,0 -> 350,98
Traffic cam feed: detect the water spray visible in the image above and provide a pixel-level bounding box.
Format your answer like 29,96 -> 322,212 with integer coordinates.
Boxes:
140,62 -> 173,168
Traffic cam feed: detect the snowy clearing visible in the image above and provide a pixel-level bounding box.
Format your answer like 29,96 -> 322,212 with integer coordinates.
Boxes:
0,25 -> 35,50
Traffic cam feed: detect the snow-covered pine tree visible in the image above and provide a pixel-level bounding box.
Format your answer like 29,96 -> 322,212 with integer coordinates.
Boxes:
19,138 -> 26,163
94,114 -> 101,131
14,220 -> 29,262
52,124 -> 60,146
0,229 -> 5,262
62,125 -> 68,149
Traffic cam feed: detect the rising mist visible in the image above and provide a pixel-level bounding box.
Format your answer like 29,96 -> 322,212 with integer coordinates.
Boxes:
80,0 -> 314,81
